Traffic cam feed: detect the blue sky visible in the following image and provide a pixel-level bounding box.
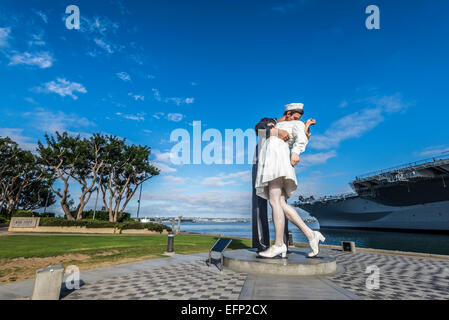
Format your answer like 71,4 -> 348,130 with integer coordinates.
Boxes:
1,0 -> 448,218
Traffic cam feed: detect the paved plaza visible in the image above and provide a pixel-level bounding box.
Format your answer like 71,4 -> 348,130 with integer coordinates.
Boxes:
1,246 -> 448,300
329,248 -> 449,300
63,260 -> 247,300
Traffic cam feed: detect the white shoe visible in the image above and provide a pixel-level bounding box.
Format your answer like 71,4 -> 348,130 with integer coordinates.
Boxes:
308,231 -> 325,258
258,243 -> 287,259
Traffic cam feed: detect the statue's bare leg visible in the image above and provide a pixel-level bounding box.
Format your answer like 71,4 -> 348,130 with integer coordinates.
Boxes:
280,193 -> 315,241
268,178 -> 286,247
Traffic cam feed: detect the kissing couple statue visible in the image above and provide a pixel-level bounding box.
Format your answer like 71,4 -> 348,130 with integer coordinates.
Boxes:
253,102 -> 325,259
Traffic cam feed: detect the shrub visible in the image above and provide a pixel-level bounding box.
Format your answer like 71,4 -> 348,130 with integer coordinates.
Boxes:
11,211 -> 55,218
81,210 -> 109,221
117,212 -> 132,222
121,222 -> 146,230
40,218 -> 121,229
80,210 -> 132,222
147,222 -> 171,233
37,217 -> 170,232
39,218 -> 89,227
39,212 -> 55,218
0,216 -> 7,224
85,221 -> 119,229
12,210 -> 35,217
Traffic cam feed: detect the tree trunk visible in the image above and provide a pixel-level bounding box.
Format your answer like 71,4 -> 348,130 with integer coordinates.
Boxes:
61,201 -> 74,220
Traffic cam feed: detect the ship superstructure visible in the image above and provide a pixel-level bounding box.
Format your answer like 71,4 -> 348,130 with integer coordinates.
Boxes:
295,153 -> 449,232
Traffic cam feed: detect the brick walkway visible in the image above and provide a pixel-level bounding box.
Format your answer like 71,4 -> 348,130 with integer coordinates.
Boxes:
63,260 -> 246,300
60,248 -> 449,300
2,247 -> 449,300
328,248 -> 449,300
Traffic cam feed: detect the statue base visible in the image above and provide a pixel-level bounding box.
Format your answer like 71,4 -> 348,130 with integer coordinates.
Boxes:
222,248 -> 337,276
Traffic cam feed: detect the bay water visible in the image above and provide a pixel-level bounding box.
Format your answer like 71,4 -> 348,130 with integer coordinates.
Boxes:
174,221 -> 449,256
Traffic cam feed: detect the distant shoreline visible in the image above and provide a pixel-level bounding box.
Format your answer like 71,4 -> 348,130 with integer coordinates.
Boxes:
151,218 -> 318,223
179,231 -> 449,259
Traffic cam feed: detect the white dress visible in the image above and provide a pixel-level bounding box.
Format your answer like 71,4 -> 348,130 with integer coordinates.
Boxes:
255,121 -> 308,200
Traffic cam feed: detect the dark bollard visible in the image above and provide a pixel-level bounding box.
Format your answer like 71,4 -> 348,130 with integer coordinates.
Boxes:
164,232 -> 175,256
342,241 -> 356,253
288,231 -> 293,247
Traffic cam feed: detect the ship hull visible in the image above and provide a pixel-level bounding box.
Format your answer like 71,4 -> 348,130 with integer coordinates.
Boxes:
299,197 -> 449,232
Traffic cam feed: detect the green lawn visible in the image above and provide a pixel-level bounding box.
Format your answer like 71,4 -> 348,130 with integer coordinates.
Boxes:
0,234 -> 252,259
0,234 -> 252,283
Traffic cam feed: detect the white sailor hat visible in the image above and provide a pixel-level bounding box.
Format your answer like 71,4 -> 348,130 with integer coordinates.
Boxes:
285,103 -> 304,112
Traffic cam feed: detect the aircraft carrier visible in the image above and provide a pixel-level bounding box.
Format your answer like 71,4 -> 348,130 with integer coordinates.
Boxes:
295,153 -> 449,233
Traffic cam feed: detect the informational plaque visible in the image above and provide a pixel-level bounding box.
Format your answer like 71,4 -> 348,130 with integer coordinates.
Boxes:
10,217 -> 39,228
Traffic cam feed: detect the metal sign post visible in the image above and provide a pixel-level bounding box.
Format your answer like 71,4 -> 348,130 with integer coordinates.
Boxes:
208,238 -> 232,271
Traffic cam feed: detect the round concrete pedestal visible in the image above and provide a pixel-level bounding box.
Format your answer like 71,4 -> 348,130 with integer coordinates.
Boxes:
223,248 -> 337,276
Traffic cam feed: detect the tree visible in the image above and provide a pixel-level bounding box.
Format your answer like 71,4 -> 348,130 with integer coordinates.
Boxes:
17,181 -> 56,212
70,133 -> 106,220
0,137 -> 53,216
99,136 -> 160,222
37,132 -> 106,220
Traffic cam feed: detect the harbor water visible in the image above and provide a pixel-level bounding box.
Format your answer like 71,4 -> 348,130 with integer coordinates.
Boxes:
174,221 -> 449,256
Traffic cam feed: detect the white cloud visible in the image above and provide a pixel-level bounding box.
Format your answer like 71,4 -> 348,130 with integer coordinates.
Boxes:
81,16 -> 119,36
152,88 -> 194,106
201,177 -> 235,187
129,53 -> 144,65
78,15 -> 125,58
152,149 -> 178,173
417,145 -> 449,157
115,112 -> 145,121
8,51 -> 54,68
0,27 -> 11,47
309,108 -> 383,150
116,72 -> 131,82
368,93 -> 409,114
139,189 -> 251,218
339,100 -> 348,108
299,150 -> 338,167
128,93 -> 144,101
34,10 -> 48,24
94,38 -> 114,54
35,78 -> 87,100
0,128 -> 37,151
152,161 -> 177,173
153,149 -> 173,163
152,88 -> 161,101
152,112 -> 165,120
165,97 -> 195,106
24,97 -> 37,105
162,175 -> 189,184
201,170 -> 251,187
114,0 -> 131,15
167,113 -> 184,122
28,32 -> 46,47
309,93 -> 408,151
22,109 -> 95,133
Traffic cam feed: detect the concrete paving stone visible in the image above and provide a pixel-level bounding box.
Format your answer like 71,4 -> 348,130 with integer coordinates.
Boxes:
1,246 -> 448,300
